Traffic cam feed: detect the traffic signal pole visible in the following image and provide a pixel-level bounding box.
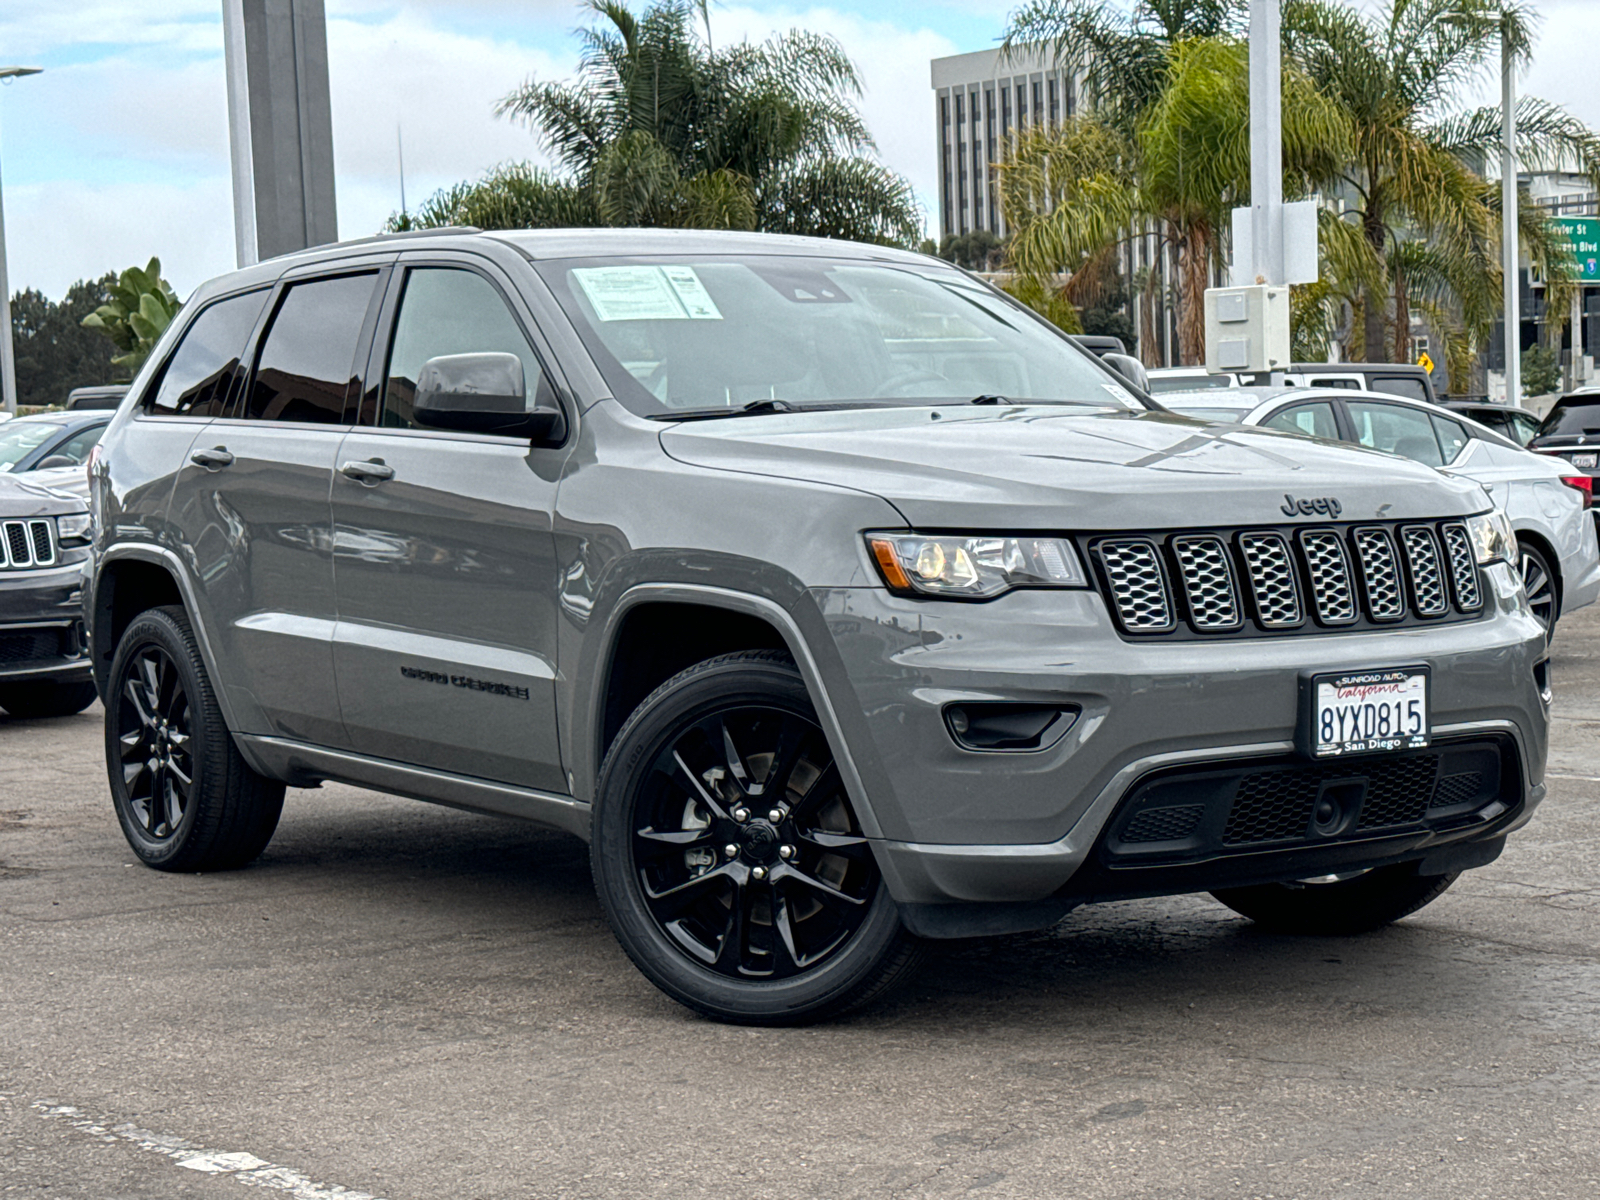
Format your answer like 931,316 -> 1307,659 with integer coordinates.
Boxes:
1502,25 -> 1520,404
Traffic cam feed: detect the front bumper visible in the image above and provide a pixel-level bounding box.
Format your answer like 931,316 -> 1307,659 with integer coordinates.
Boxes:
802,560 -> 1547,910
0,560 -> 92,684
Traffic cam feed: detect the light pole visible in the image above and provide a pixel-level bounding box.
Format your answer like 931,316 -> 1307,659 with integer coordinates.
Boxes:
1501,26 -> 1520,405
0,66 -> 43,418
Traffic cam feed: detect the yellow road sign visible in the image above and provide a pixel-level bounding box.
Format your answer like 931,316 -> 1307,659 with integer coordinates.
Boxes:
1417,351 -> 1435,374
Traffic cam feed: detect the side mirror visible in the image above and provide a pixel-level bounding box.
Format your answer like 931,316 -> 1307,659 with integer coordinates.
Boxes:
1102,352 -> 1150,394
34,455 -> 78,470
412,352 -> 566,441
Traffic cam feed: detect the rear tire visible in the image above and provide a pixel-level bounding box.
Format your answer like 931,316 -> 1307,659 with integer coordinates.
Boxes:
591,649 -> 923,1025
105,605 -> 284,871
1211,864 -> 1459,936
1519,540 -> 1558,641
0,680 -> 99,719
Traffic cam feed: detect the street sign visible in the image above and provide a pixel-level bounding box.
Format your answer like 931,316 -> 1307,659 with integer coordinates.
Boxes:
1550,216 -> 1600,282
1417,351 -> 1435,375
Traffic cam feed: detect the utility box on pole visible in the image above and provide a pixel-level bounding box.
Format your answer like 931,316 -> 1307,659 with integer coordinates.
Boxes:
222,0 -> 338,266
1205,285 -> 1291,374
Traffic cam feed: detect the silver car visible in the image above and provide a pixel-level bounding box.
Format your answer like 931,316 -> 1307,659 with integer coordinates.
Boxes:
1162,386 -> 1600,639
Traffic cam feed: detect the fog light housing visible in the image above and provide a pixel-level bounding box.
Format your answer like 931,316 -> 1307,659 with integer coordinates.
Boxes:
943,703 -> 1078,752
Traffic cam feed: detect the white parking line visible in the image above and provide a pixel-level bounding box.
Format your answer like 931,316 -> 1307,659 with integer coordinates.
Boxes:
31,1102 -> 386,1200
1547,772 -> 1600,783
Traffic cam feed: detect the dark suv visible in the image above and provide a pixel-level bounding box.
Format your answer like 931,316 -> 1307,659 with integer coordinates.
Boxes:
0,475 -> 97,718
89,229 -> 1548,1023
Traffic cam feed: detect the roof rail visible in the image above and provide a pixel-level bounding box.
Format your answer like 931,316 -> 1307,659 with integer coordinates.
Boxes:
262,226 -> 483,261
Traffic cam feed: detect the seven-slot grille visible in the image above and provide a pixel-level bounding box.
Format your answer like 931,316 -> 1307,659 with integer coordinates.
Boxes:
1,520 -> 55,570
1090,519 -> 1484,638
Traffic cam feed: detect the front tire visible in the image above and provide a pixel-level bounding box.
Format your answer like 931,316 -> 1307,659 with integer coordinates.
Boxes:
0,680 -> 98,719
105,605 -> 284,871
591,650 -> 922,1025
1211,864 -> 1459,935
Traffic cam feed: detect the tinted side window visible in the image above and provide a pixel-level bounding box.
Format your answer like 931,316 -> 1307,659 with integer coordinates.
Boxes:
1509,413 -> 1540,445
244,274 -> 377,424
1306,376 -> 1359,390
381,268 -> 546,430
1430,414 -> 1470,462
145,289 -> 270,417
1349,401 -> 1444,466
1262,401 -> 1338,439
1369,376 -> 1429,403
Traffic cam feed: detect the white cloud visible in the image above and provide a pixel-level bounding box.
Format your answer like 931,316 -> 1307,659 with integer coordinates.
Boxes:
325,8 -> 569,235
8,177 -> 236,299
701,5 -> 959,230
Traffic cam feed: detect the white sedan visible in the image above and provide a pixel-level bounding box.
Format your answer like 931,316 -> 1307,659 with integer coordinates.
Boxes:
1161,385 -> 1600,639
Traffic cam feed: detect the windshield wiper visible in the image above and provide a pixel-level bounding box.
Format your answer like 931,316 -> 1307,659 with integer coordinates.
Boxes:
969,394 -> 1014,405
651,399 -> 800,422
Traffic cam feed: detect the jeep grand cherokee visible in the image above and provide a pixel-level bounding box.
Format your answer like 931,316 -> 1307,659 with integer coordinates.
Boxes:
87,229 -> 1547,1023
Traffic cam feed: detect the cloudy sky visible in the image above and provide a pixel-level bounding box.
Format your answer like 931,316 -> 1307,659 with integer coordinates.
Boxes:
1,0 -> 1596,298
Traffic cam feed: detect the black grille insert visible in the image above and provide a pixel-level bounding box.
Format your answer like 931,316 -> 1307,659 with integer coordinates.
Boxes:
1103,739 -> 1513,865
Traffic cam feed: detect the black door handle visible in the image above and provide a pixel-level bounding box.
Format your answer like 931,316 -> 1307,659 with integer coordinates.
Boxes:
340,459 -> 395,483
190,447 -> 234,469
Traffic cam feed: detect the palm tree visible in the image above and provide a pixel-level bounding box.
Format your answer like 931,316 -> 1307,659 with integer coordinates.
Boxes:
1283,0 -> 1600,364
998,36 -> 1349,361
393,0 -> 919,245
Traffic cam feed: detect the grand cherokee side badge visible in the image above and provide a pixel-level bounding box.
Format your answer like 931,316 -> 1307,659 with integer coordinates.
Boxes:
1282,494 -> 1342,518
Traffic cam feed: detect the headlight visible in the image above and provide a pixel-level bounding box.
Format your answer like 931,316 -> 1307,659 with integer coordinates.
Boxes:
866,533 -> 1087,598
1466,510 -> 1514,565
55,513 -> 92,545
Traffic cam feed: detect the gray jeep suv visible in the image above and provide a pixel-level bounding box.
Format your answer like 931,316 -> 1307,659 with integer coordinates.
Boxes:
88,229 -> 1547,1023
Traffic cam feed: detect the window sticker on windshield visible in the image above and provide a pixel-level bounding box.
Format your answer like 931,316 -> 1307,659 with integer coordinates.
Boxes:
1102,382 -> 1133,403
573,266 -> 722,322
661,266 -> 722,319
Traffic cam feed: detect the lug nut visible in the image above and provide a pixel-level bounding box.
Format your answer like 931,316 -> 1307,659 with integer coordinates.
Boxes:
732,807 -> 750,823
779,844 -> 795,860
751,866 -> 767,880
724,843 -> 740,859
768,808 -> 784,823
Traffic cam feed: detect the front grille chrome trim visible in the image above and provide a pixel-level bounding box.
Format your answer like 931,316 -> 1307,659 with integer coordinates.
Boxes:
1352,526 -> 1405,622
0,520 -> 56,571
1094,538 -> 1176,633
1297,529 -> 1358,625
1237,532 -> 1303,628
1401,524 -> 1450,617
1171,534 -> 1244,631
1440,522 -> 1483,612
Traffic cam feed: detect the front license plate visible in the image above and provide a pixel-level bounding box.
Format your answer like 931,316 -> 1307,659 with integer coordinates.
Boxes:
1570,453 -> 1597,470
1308,669 -> 1429,758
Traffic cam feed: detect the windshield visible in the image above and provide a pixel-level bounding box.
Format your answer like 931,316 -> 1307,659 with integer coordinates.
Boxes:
0,421 -> 58,471
1147,374 -> 1235,394
1539,400 -> 1600,437
536,255 -> 1140,417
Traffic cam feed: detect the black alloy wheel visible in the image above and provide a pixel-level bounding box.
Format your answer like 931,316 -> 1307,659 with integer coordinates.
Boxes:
633,706 -> 874,979
592,650 -> 922,1024
116,643 -> 195,840
1519,541 -> 1557,638
106,606 -> 284,871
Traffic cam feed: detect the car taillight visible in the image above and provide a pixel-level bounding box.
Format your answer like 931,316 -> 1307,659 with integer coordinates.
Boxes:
1561,475 -> 1593,509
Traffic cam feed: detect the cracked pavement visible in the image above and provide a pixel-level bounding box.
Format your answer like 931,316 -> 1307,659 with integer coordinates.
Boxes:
4,608 -> 1600,1199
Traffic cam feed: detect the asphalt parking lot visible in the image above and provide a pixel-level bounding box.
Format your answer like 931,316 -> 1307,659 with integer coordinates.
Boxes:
4,615 -> 1600,1200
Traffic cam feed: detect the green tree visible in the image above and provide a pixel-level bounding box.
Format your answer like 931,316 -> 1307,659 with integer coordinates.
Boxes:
998,36 -> 1349,361
1283,0 -> 1600,363
11,274 -> 120,408
80,258 -> 180,380
937,230 -> 1004,271
395,0 -> 920,245
1521,342 -> 1560,397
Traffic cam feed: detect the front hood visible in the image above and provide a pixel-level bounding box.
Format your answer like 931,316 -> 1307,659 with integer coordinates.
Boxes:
661,406 -> 1488,529
0,472 -> 90,517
